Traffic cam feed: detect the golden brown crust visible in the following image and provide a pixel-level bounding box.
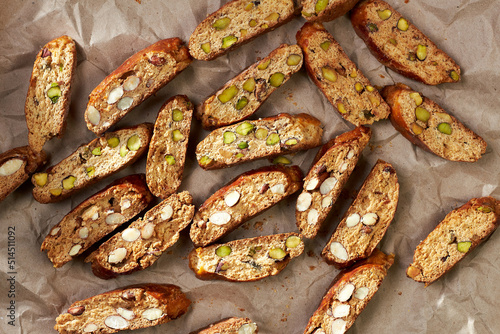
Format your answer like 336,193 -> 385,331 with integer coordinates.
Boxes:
25,35 -> 77,152
85,38 -> 192,135
296,22 -> 390,126
382,83 -> 486,162
350,0 -> 461,85
301,0 -> 360,22
190,317 -> 258,334
0,146 -> 47,202
407,197 -> 500,286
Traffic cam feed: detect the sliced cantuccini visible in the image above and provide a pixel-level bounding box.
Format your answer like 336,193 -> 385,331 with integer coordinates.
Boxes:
32,123 -> 152,203
189,0 -> 296,61
190,165 -> 303,247
304,249 -> 394,334
350,0 -> 461,85
85,38 -> 192,135
189,233 -> 304,282
301,0 -> 360,23
190,317 -> 258,334
382,83 -> 486,162
41,174 -> 154,268
322,160 -> 399,268
0,146 -> 46,202
25,35 -> 77,152
146,95 -> 193,198
296,22 -> 390,126
54,284 -> 191,334
86,191 -> 195,279
196,113 -> 323,170
197,44 -> 303,129
407,197 -> 500,286
296,126 -> 371,239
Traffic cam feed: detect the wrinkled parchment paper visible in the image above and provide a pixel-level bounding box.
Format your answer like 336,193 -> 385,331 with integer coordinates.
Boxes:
1,0 -> 499,333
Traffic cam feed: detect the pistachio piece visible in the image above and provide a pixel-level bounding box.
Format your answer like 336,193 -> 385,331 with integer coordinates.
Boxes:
450,70 -> 460,81
330,242 -> 348,261
106,213 -> 125,225
236,121 -> 255,135
249,19 -> 257,27
260,23 -> 269,29
235,96 -> 248,110
269,72 -> 285,87
437,122 -> 452,135
172,109 -> 183,122
0,159 -> 23,176
221,35 -> 238,49
201,42 -> 211,54
68,244 -> 82,256
477,206 -> 492,213
377,9 -> 392,20
269,247 -> 286,260
235,152 -> 244,159
240,29 -> 248,37
172,129 -> 184,142
243,78 -> 256,92
223,131 -> 236,144
435,112 -> 453,123
337,102 -> 347,114
321,66 -> 337,82
122,228 -> 141,242
367,23 -> 378,32
62,175 -> 76,190
416,44 -> 427,61
255,128 -> 268,140
315,0 -> 328,13
47,83 -> 62,104
270,183 -> 285,194
199,156 -> 213,166
123,75 -> 140,91
91,147 -> 102,156
127,135 -> 141,151
368,95 -> 380,107
408,51 -> 417,61
457,241 -> 472,253
165,155 -> 176,165
216,245 -> 232,257
415,107 -> 430,122
361,212 -> 378,226
333,303 -> 350,318
411,123 -> 424,135
354,82 -> 364,92
320,177 -> 338,195
108,247 -> 127,264
287,54 -> 301,66
266,133 -> 280,145
224,190 -> 240,207
366,85 -> 375,92
218,85 -> 239,103
302,11 -> 313,17
307,209 -> 319,225
258,59 -> 270,70
210,211 -> 231,225
212,17 -> 231,30
104,315 -> 129,329
389,38 -> 398,45
49,188 -> 62,196
272,156 -> 291,165
285,235 -> 301,249
346,213 -> 360,228
107,137 -> 120,148
87,106 -> 101,125
107,87 -> 124,104
397,17 -> 409,31
120,145 -> 129,157
337,283 -> 355,302
245,3 -> 253,11
354,286 -> 369,300
296,192 -> 312,212
265,12 -> 279,21
410,92 -> 423,106
320,41 -> 331,51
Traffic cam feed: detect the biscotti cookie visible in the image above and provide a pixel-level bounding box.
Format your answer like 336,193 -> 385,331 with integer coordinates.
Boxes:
301,0 -> 360,22
190,165 -> 303,247
189,0 -> 297,61
54,283 -> 191,334
0,146 -> 46,202
146,95 -> 193,198
190,317 -> 258,334
41,174 -> 154,268
32,123 -> 152,203
85,38 -> 192,135
296,22 -> 390,126
304,249 -> 394,334
196,44 -> 303,130
407,197 -> 500,286
196,113 -> 323,170
189,233 -> 304,282
322,160 -> 399,268
86,191 -> 195,279
350,0 -> 461,85
25,35 -> 77,152
296,126 -> 371,239
382,84 -> 486,162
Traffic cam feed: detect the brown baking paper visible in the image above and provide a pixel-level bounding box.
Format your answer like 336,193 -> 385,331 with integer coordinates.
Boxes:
1,0 -> 499,333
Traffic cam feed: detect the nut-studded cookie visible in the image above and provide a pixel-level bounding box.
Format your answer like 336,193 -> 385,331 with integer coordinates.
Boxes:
382,83 -> 486,162
350,0 -> 461,85
322,160 -> 399,268
296,126 -> 371,239
84,38 -> 192,135
197,44 -> 303,130
190,317 -> 258,334
301,0 -> 360,23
